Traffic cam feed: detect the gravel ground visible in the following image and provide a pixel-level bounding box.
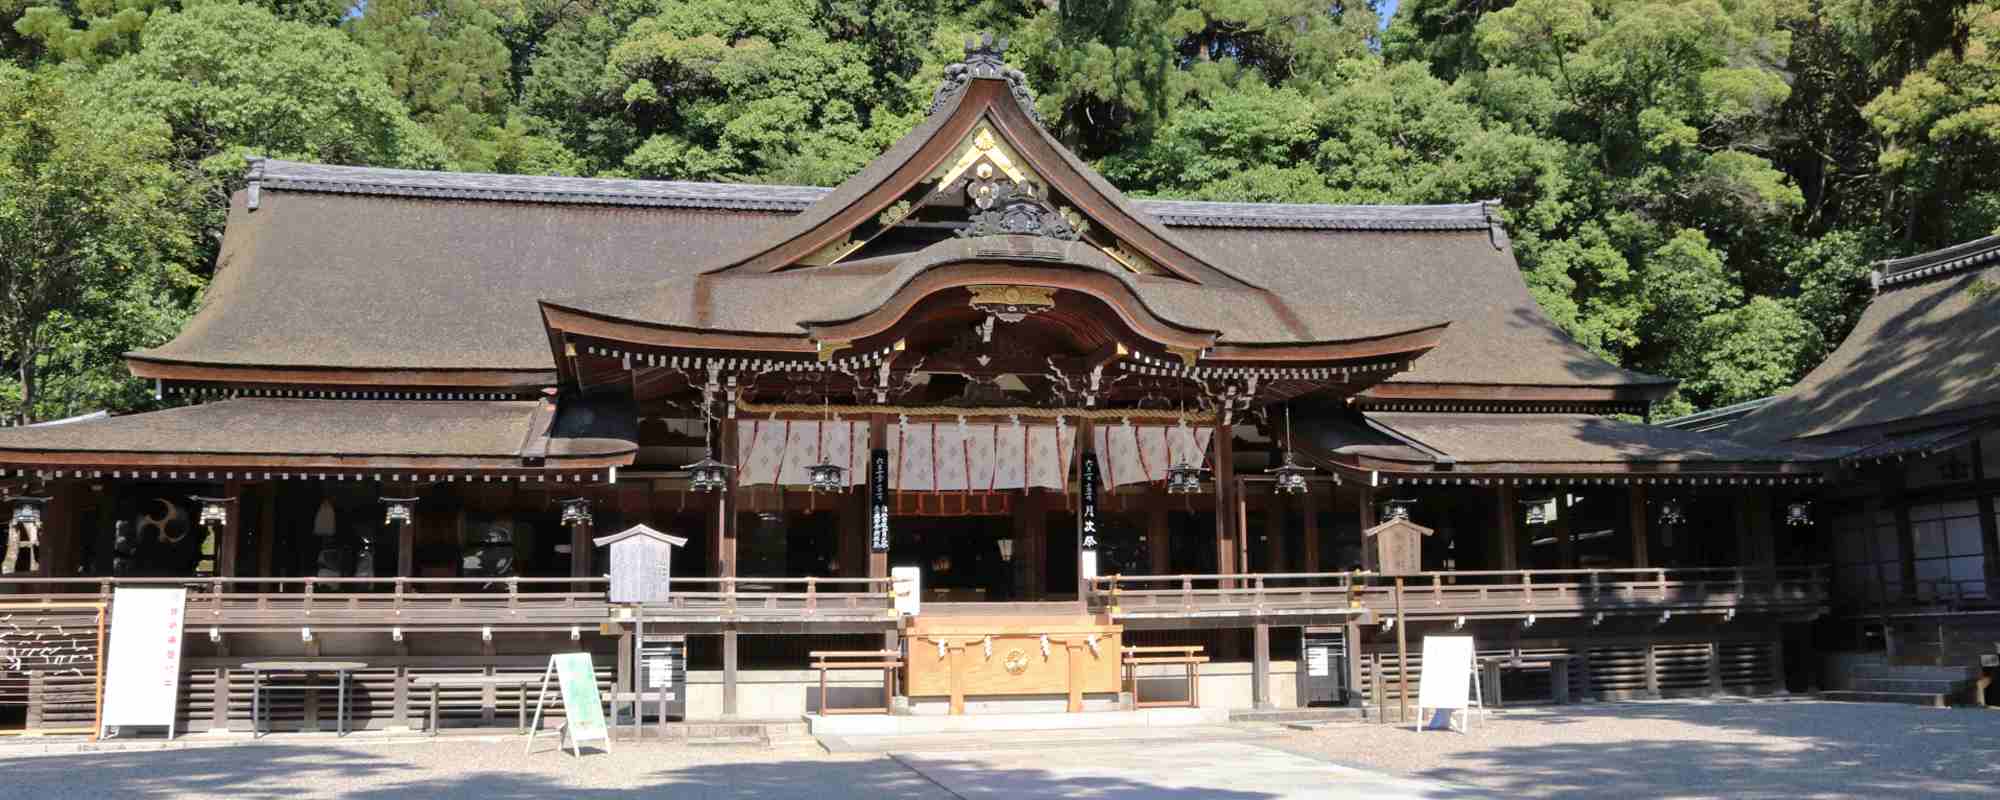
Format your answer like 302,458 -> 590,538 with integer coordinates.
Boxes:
0,739 -> 955,800
1270,698 -> 2000,799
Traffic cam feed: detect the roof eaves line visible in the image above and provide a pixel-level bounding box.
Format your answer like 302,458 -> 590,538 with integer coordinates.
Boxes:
1873,235 -> 2000,288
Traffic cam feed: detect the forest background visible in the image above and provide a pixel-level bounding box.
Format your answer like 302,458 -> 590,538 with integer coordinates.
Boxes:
2,0 -> 1996,424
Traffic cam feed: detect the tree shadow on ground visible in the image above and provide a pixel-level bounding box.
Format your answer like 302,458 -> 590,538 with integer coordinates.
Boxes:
0,745 -> 401,799
1331,700 -> 2000,799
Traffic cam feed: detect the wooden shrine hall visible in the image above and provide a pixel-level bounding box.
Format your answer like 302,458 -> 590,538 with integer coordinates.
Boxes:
0,38 -> 1834,733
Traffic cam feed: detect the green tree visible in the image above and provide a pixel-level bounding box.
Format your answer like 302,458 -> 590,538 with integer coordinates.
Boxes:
346,0 -> 518,169
0,65 -> 195,422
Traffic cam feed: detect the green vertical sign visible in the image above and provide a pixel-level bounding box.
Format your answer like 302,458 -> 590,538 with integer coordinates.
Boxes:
553,652 -> 607,746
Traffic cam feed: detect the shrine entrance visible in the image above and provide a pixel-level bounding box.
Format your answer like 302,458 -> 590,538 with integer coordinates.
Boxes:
890,514 -> 1020,603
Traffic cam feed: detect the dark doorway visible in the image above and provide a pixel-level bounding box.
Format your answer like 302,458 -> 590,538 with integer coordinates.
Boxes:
891,515 -> 1017,602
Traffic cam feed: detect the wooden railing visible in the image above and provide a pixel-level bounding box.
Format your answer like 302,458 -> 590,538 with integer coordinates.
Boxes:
0,574 -> 898,631
1089,566 -> 1829,622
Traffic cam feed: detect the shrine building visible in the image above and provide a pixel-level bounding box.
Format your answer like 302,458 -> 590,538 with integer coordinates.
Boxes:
0,39 -> 1850,733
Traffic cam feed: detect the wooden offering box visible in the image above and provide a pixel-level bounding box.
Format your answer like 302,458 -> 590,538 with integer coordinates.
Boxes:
905,615 -> 1122,714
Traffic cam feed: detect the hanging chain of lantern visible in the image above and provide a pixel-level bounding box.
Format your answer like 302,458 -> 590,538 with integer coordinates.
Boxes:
380,497 -> 419,526
189,495 -> 234,529
684,408 -> 736,492
805,399 -> 847,493
1658,497 -> 1687,526
7,496 -> 49,529
558,497 -> 593,528
1381,498 -> 1416,522
1785,500 -> 1813,527
1265,406 -> 1313,495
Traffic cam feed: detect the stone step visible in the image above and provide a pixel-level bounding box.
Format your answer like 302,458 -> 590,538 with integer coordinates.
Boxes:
1818,690 -> 1949,708
1852,664 -> 1980,681
1850,678 -> 1969,694
1228,707 -> 1366,724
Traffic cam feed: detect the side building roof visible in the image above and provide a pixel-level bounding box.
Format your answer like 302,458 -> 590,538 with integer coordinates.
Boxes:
1729,234 -> 2000,444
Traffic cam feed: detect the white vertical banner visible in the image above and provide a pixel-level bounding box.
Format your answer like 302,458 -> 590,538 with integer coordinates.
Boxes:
101,587 -> 187,736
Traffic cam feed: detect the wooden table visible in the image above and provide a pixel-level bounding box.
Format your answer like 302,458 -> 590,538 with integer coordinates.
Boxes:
243,661 -> 369,737
408,674 -> 533,736
1479,656 -> 1570,708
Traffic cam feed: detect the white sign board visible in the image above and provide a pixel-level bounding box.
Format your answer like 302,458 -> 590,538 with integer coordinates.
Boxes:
100,587 -> 187,737
1306,646 -> 1330,678
1079,550 -> 1099,581
647,658 -> 672,688
1415,636 -> 1480,732
892,566 -> 922,617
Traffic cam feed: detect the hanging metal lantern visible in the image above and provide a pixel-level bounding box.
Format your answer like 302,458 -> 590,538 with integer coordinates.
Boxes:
190,495 -> 233,529
1658,498 -> 1687,526
558,497 -> 593,528
381,497 -> 418,526
8,496 -> 48,528
1785,500 -> 1813,527
684,455 -> 734,493
1381,498 -> 1416,522
1521,497 -> 1555,526
1165,460 -> 1206,494
806,460 -> 847,493
1267,454 -> 1312,495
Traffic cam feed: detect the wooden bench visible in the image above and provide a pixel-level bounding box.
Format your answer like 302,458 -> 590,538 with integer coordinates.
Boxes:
810,650 -> 902,715
1123,645 -> 1207,709
407,674 -> 535,735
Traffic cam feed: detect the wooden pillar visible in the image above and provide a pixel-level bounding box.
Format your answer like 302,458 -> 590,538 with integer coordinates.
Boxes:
570,508 -> 593,579
258,487 -> 278,590
1343,617 -> 1363,707
1235,479 -> 1250,579
721,626 -> 739,718
1629,485 -> 1650,569
1252,622 -> 1272,710
1148,487 -> 1171,576
218,481 -> 243,577
1743,492 -> 1775,569
1022,491 -> 1047,598
1214,420 -> 1237,584
715,420 -> 741,580
1264,494 -> 1285,574
1494,485 -> 1519,572
210,639 -> 230,731
1555,494 -> 1576,570
1302,489 -> 1321,573
1357,485 -> 1377,571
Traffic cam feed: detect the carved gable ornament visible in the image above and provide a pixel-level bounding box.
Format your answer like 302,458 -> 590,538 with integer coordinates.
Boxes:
1363,517 -> 1433,576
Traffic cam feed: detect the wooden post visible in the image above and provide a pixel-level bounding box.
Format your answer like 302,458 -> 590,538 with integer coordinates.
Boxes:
257,487 -> 277,592
1343,617 -> 1362,708
719,420 -> 740,582
1495,485 -> 1519,572
1974,439 -> 2000,586
570,501 -> 593,584
210,638 -> 230,731
1394,576 -> 1408,723
1357,485 -> 1378,571
1252,622 -> 1272,710
1264,493 -> 1285,574
949,643 -> 967,715
1064,643 -> 1085,713
1235,478 -> 1251,583
722,626 -> 739,718
1302,489 -> 1321,574
1021,491 -> 1047,599
1743,493 -> 1776,570
219,481 -> 243,578
1148,487 -> 1171,576
1215,419 -> 1237,587
1555,495 -> 1576,570
1629,485 -> 1650,569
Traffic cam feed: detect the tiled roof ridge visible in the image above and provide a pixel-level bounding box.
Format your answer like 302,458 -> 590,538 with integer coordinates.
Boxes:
243,157 -> 1496,232
1873,233 -> 2000,289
